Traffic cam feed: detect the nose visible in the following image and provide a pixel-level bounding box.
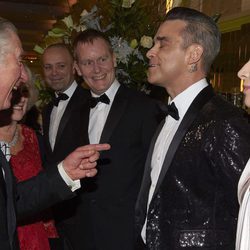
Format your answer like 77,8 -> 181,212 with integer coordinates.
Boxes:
146,45 -> 156,59
238,67 -> 248,80
93,61 -> 101,73
51,66 -> 58,75
20,63 -> 28,84
238,61 -> 250,80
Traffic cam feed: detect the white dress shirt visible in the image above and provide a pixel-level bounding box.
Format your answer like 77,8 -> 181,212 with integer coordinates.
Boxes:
49,81 -> 77,150
49,81 -> 80,191
88,79 -> 120,144
141,79 -> 208,242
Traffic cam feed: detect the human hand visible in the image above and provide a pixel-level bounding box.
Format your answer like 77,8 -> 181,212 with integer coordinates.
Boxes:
62,144 -> 110,180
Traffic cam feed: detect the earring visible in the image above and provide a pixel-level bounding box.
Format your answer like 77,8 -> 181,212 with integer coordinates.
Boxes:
188,63 -> 197,73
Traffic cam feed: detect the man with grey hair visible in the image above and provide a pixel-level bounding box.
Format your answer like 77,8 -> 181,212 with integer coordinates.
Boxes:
135,7 -> 250,250
0,17 -> 110,250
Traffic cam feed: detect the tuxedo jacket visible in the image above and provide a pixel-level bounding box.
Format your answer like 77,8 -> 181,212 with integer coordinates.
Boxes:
42,85 -> 90,248
56,84 -> 162,250
42,85 -> 90,165
0,151 -> 74,250
135,85 -> 250,250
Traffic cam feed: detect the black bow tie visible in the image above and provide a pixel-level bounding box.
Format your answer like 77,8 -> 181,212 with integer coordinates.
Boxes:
162,102 -> 179,120
89,93 -> 110,108
52,93 -> 69,107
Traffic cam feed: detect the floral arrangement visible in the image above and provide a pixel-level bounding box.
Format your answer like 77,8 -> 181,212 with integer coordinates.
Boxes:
34,0 -> 165,93
33,74 -> 54,108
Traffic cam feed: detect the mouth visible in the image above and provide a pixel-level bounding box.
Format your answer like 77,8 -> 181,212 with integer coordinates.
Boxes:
92,74 -> 106,80
13,104 -> 24,110
244,85 -> 250,92
51,79 -> 62,82
148,63 -> 159,68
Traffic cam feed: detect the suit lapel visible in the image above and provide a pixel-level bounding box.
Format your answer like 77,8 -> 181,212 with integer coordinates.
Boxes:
152,85 -> 215,200
54,86 -> 89,148
136,121 -> 165,218
55,104 -> 72,147
0,156 -> 6,198
99,86 -> 127,143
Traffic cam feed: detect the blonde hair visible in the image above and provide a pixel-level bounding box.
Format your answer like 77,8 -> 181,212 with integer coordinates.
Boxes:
23,64 -> 39,110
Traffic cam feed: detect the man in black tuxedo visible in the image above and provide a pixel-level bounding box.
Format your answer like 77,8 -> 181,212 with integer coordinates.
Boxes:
42,43 -> 90,165
0,17 -> 110,250
52,29 -> 161,250
41,43 -> 93,247
135,7 -> 250,250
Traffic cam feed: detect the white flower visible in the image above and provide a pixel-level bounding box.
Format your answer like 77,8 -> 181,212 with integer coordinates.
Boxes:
62,15 -> 74,29
74,24 -> 87,32
140,35 -> 153,48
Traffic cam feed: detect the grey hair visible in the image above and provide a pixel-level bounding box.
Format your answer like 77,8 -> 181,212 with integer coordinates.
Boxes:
0,17 -> 18,62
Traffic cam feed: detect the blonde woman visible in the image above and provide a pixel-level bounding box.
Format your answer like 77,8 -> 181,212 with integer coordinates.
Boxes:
236,60 -> 250,250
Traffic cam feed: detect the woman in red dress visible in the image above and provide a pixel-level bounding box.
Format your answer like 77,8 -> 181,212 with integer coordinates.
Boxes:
0,82 -> 58,249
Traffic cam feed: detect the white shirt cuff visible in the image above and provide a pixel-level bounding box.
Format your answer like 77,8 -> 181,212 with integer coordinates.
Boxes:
57,162 -> 81,192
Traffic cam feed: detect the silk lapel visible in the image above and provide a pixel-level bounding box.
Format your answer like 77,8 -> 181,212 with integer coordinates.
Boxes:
99,86 -> 127,143
152,85 -> 215,200
136,120 -> 165,217
54,87 -> 89,148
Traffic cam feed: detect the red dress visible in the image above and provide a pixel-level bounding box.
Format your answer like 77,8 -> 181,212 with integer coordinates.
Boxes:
10,125 -> 58,250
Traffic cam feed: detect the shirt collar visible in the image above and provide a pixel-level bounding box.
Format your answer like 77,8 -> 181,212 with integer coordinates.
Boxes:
91,79 -> 120,103
56,81 -> 77,99
170,78 -> 208,120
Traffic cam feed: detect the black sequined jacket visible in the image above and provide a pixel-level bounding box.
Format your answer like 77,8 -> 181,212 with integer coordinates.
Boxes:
135,85 -> 250,250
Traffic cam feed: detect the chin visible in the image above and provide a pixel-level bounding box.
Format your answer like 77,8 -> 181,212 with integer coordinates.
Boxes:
244,95 -> 250,108
147,77 -> 157,85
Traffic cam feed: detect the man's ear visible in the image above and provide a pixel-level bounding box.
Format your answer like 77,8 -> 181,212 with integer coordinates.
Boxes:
187,44 -> 203,65
74,61 -> 82,76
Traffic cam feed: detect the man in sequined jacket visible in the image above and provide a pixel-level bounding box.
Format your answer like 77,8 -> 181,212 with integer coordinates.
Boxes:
135,7 -> 250,250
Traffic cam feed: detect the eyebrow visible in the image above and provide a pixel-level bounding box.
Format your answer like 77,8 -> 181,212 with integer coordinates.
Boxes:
155,36 -> 170,43
156,36 -> 166,40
